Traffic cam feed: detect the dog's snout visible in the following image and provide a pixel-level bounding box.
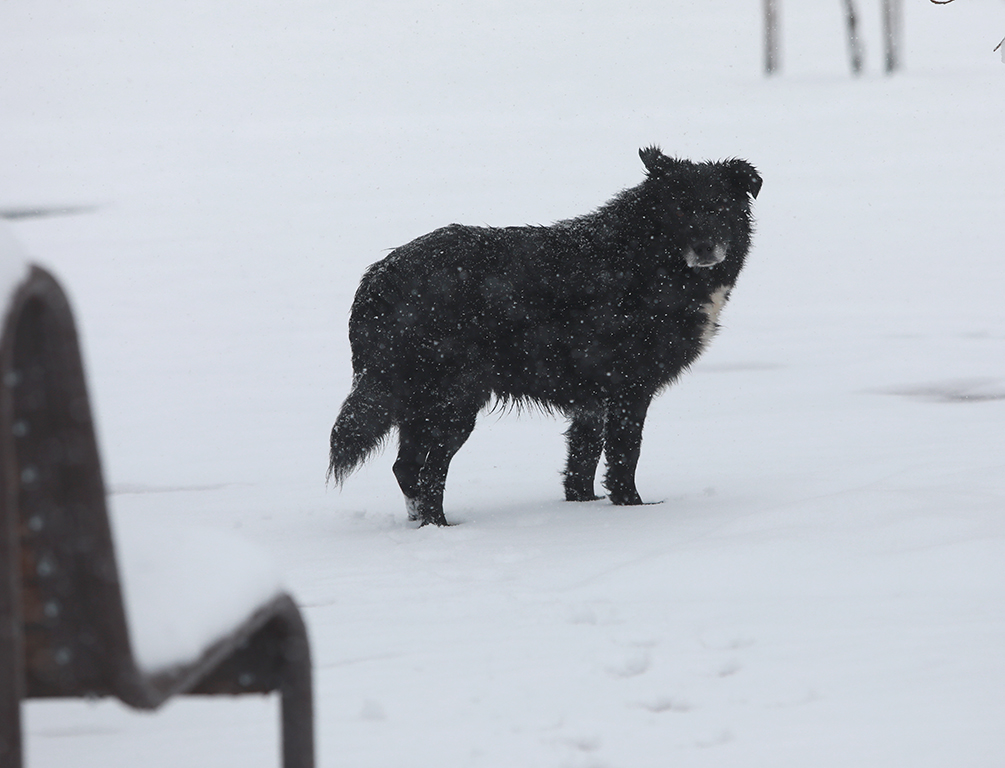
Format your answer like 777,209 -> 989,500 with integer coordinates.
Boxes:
692,242 -> 715,259
684,241 -> 727,268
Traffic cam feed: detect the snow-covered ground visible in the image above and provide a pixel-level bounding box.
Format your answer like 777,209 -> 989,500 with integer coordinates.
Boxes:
3,1 -> 1005,765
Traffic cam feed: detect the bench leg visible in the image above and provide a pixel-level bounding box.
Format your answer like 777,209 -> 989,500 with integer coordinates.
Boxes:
2,523 -> 25,768
0,645 -> 23,768
279,605 -> 314,768
0,701 -> 22,768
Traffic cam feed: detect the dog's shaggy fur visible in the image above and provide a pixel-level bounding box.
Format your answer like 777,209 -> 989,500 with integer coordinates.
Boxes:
329,146 -> 761,526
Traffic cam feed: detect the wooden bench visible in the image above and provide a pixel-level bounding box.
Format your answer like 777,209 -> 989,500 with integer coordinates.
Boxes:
0,236 -> 314,767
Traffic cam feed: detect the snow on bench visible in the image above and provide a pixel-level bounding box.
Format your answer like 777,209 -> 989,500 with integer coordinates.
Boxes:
111,510 -> 284,675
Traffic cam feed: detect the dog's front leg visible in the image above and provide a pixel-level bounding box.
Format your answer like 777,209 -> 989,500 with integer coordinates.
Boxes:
563,409 -> 606,501
602,391 -> 651,505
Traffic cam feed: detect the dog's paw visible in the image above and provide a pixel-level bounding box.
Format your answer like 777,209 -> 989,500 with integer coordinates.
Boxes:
417,514 -> 453,527
404,497 -> 421,521
608,490 -> 644,506
565,489 -> 605,502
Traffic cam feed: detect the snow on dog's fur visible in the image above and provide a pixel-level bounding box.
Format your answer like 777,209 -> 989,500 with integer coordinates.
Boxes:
329,147 -> 761,526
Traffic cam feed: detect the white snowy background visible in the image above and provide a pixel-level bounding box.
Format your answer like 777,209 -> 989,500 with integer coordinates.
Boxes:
3,1 -> 1005,766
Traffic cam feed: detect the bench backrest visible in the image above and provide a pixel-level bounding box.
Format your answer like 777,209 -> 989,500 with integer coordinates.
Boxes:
4,267 -> 135,702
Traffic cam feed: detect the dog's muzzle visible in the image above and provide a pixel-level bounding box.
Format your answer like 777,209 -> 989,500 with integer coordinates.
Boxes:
684,242 -> 727,269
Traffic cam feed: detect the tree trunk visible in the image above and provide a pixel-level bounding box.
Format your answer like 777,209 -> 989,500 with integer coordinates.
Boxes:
764,0 -> 780,75
882,0 -> 903,73
842,0 -> 865,76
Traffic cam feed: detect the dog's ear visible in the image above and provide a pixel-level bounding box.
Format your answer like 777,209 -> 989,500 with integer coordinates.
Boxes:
639,145 -> 665,175
725,159 -> 762,200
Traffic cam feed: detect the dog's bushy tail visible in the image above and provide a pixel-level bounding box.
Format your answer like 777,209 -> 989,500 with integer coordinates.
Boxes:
328,370 -> 394,485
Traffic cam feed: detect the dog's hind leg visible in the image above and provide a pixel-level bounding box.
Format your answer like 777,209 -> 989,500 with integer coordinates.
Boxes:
602,391 -> 651,506
563,410 -> 605,501
394,417 -> 432,521
412,401 -> 479,527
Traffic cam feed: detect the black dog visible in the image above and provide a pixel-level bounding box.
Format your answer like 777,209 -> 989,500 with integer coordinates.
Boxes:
329,146 -> 761,526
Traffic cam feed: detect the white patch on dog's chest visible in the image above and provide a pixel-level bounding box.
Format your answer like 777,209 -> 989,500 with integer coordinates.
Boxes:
699,285 -> 732,348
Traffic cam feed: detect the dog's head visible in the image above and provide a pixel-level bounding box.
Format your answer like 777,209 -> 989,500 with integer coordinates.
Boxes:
639,146 -> 761,269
